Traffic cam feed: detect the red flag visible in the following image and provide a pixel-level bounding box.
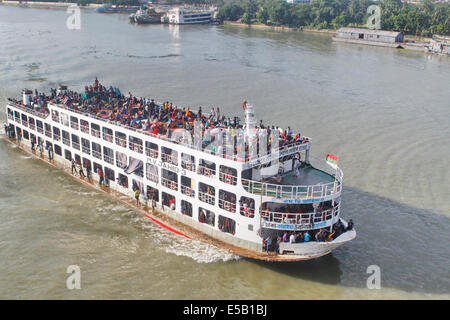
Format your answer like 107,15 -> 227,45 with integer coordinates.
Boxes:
242,100 -> 247,110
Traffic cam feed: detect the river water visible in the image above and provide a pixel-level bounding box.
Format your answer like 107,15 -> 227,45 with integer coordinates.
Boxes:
0,6 -> 449,299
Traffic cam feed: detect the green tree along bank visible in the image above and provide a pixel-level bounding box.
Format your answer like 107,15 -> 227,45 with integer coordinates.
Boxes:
217,0 -> 450,37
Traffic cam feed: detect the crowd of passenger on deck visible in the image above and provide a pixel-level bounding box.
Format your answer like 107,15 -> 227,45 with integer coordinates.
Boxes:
10,79 -> 309,161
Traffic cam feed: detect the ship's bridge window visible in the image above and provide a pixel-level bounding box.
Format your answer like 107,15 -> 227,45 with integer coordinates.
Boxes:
103,146 -> 114,165
198,159 -> 216,178
240,196 -> 255,218
71,134 -> 80,150
145,142 -> 158,159
22,130 -> 29,140
162,192 -> 176,210
147,186 -> 159,203
218,216 -> 236,235
70,116 -> 79,130
104,167 -> 115,182
146,163 -> 159,183
54,144 -> 62,156
91,123 -> 101,138
181,153 -> 195,172
117,173 -> 128,189
181,176 -> 195,198
60,113 -> 69,127
198,207 -> 215,227
129,136 -> 143,154
116,151 -> 127,169
219,190 -> 236,213
125,156 -> 143,178
62,130 -> 70,146
181,200 -> 193,217
28,117 -> 35,130
21,114 -> 28,126
102,127 -> 113,143
44,123 -> 52,138
53,126 -> 61,141
52,110 -> 59,123
36,120 -> 43,134
81,138 -> 90,155
161,147 -> 178,166
219,165 -> 237,185
92,142 -> 102,159
80,119 -> 89,134
115,131 -> 127,148
64,149 -> 71,161
162,169 -> 178,191
199,182 -> 215,205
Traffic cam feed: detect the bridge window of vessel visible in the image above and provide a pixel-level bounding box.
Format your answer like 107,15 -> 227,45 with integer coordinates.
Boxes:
64,149 -> 71,161
104,167 -> 115,182
181,200 -> 193,217
80,119 -> 89,134
145,142 -> 158,159
52,110 -> 59,123
198,207 -> 215,227
102,127 -> 113,143
92,142 -> 102,159
219,190 -> 236,213
53,126 -> 61,141
71,134 -> 80,150
145,163 -> 159,183
147,186 -> 159,203
62,130 -> 70,146
91,123 -> 101,138
129,136 -> 143,154
28,117 -> 35,130
218,216 -> 236,235
54,144 -> 62,156
44,123 -> 52,138
116,151 -> 127,169
161,147 -> 178,166
21,114 -> 28,127
198,159 -> 216,178
181,153 -> 195,172
180,176 -> 194,198
162,192 -> 176,210
117,173 -> 128,189
36,120 -> 43,134
81,138 -> 90,155
199,182 -> 215,205
103,146 -> 114,165
219,165 -> 237,185
60,113 -> 69,127
70,116 -> 79,130
115,131 -> 127,148
240,196 -> 255,218
162,169 -> 178,191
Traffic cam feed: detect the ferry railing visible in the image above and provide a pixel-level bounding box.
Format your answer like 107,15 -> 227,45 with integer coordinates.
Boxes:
103,132 -> 113,143
115,136 -> 127,148
8,114 -> 14,121
162,178 -> 178,191
91,128 -> 101,138
146,172 -> 159,183
14,116 -> 20,123
45,130 -> 52,138
129,141 -> 143,154
161,153 -> 178,166
218,199 -> 236,213
8,101 -> 49,119
198,165 -> 216,178
82,145 -> 90,154
240,206 -> 255,218
62,137 -> 70,146
181,160 -> 196,172
199,192 -> 215,205
29,123 -> 35,130
70,122 -> 79,130
22,119 -> 28,127
219,172 -> 237,185
37,126 -> 43,134
80,124 -> 89,134
103,154 -> 114,165
181,185 -> 195,197
145,148 -> 158,159
72,142 -> 80,150
92,150 -> 102,159
53,134 -> 61,141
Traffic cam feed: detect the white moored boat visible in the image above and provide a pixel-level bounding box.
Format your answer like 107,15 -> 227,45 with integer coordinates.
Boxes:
161,7 -> 213,25
3,80 -> 356,261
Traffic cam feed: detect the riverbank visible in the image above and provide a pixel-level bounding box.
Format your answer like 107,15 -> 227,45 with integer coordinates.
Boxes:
223,20 -> 337,35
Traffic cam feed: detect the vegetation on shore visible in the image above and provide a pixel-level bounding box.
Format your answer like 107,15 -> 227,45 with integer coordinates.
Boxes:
217,0 -> 450,37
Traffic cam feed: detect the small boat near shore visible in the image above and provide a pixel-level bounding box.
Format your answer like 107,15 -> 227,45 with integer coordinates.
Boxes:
129,8 -> 162,24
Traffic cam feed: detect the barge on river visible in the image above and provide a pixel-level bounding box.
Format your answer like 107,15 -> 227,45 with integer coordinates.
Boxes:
3,82 -> 356,261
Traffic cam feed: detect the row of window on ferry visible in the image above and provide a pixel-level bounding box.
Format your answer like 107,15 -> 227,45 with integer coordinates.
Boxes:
10,109 -> 239,184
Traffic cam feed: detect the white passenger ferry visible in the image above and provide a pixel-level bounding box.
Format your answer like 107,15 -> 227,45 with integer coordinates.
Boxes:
3,81 -> 356,261
162,7 -> 213,24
